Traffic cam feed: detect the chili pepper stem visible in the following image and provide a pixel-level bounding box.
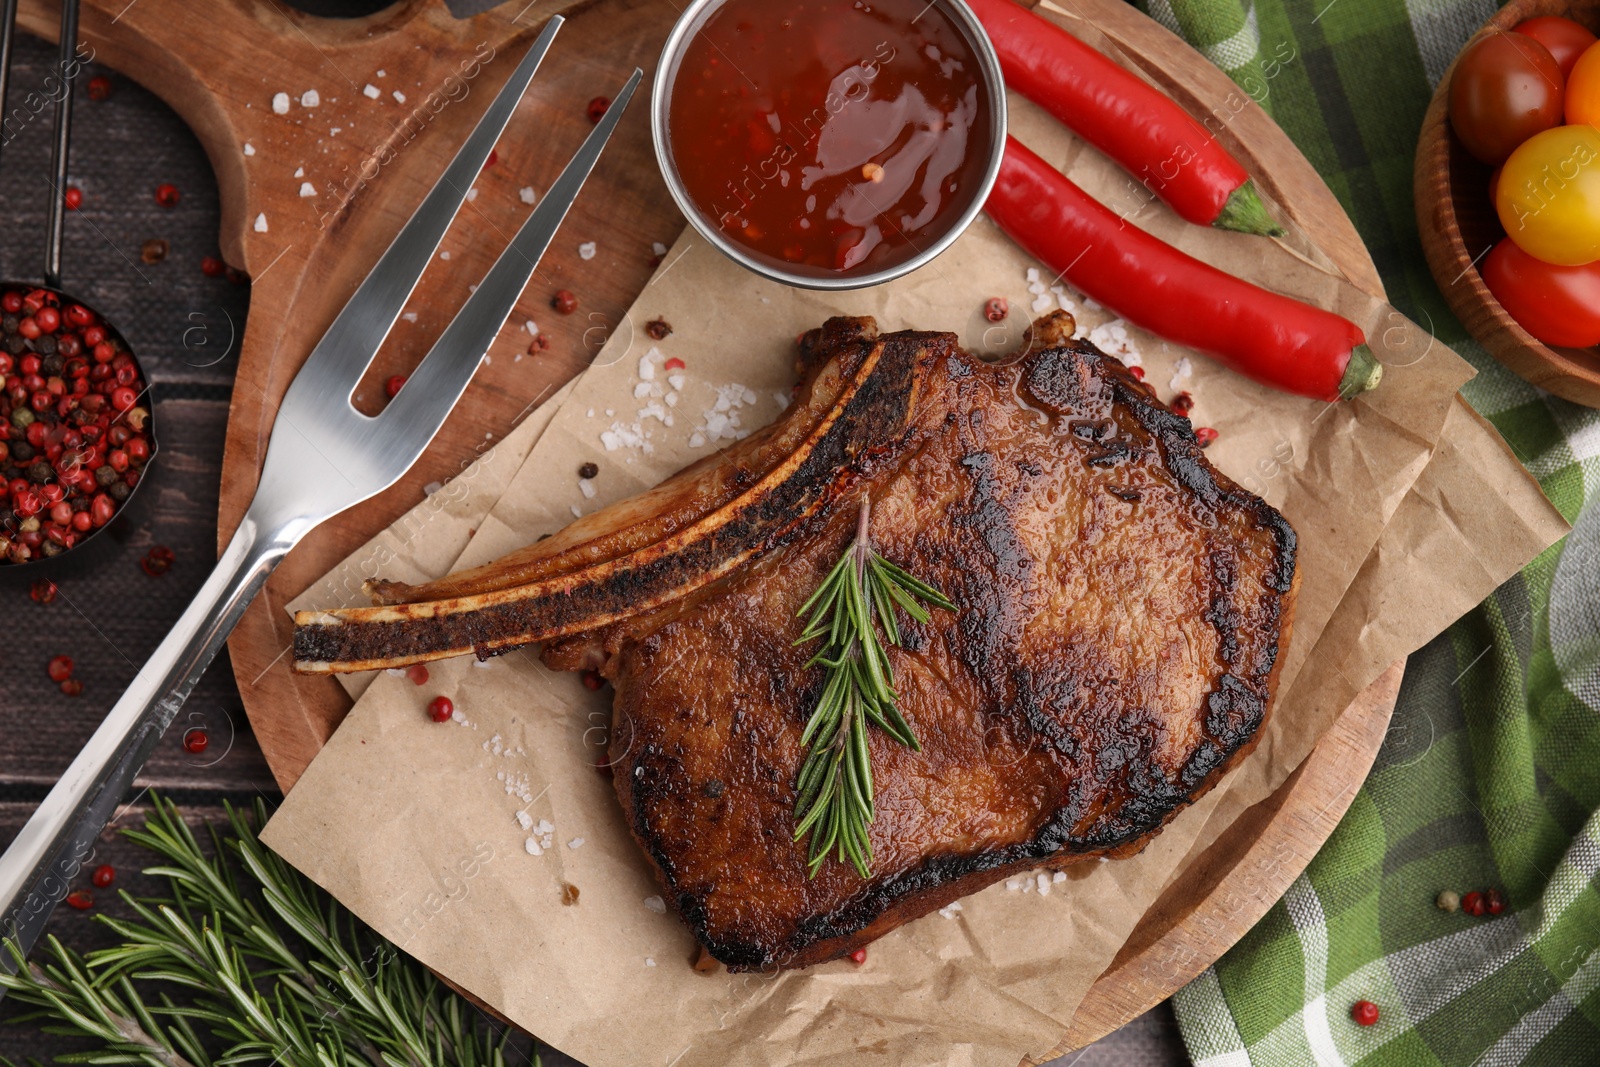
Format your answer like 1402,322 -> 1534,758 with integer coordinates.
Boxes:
1338,344 -> 1385,398
1213,181 -> 1284,237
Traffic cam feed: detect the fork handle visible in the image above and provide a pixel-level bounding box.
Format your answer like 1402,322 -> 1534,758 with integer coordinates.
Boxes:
0,505 -> 298,976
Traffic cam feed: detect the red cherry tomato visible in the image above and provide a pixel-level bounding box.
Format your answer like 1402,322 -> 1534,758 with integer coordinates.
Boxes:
1482,237 -> 1600,348
1514,16 -> 1597,80
1449,31 -> 1565,165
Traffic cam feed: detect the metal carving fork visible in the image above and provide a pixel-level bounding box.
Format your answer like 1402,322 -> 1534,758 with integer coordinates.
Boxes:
0,15 -> 641,980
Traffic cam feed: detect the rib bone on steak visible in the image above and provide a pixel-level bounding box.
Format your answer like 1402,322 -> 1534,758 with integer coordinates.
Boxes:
293,313 -> 1298,970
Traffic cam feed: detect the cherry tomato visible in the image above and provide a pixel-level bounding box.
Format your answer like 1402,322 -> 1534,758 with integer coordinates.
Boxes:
1567,40 -> 1600,126
1514,16 -> 1597,80
1496,125 -> 1600,265
1449,31 -> 1564,165
1482,237 -> 1600,347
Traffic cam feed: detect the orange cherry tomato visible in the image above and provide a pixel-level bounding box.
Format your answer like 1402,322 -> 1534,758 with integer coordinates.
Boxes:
1450,31 -> 1565,165
1482,237 -> 1600,347
1514,16 -> 1597,80
1568,40 -> 1600,126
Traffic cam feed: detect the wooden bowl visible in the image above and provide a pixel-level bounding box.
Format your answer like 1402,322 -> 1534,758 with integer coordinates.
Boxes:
1414,0 -> 1600,407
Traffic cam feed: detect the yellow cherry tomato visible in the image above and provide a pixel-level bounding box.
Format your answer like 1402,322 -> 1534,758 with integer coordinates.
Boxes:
1568,40 -> 1600,126
1496,125 -> 1600,265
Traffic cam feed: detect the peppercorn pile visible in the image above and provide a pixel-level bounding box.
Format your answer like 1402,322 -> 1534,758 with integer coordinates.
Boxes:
1,285 -> 152,564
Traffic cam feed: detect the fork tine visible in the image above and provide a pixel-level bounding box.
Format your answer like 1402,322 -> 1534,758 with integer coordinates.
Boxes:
383,67 -> 644,436
281,16 -> 565,401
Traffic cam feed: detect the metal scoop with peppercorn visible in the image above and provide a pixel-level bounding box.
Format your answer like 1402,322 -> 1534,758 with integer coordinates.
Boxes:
0,0 -> 156,571
0,12 -> 642,983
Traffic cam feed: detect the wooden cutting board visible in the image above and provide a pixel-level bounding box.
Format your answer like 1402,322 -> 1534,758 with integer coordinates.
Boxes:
22,0 -> 1402,1055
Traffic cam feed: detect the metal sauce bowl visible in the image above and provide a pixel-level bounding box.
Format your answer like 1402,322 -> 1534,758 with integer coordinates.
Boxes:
651,0 -> 1007,291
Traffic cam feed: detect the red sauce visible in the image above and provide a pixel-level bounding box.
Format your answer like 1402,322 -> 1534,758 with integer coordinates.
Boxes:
667,0 -> 991,279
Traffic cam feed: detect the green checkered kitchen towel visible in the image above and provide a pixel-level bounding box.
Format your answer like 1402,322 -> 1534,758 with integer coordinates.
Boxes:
1128,0 -> 1600,1063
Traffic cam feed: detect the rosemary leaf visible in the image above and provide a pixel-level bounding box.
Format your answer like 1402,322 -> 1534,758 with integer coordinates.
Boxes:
792,498 -> 956,878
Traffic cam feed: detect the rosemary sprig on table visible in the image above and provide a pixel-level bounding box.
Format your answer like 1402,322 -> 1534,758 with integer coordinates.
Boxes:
0,795 -> 531,1067
793,499 -> 956,879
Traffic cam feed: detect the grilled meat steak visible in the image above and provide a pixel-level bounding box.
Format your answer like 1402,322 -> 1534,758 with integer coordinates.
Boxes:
294,313 -> 1298,970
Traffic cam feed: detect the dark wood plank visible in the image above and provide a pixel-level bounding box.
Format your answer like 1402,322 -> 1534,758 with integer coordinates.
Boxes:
0,38 -> 274,798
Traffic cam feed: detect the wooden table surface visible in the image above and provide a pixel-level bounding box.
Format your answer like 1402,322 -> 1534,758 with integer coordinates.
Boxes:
0,31 -> 1189,1067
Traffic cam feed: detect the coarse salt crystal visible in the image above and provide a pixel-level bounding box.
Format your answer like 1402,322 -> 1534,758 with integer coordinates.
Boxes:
578,241 -> 597,260
519,186 -> 537,205
939,902 -> 963,919
643,896 -> 667,914
568,837 -> 585,850
525,838 -> 544,857
667,374 -> 686,391
301,89 -> 320,107
299,182 -> 315,198
645,958 -> 657,967
571,504 -> 582,518
633,382 -> 652,400
535,819 -> 553,835
377,69 -> 386,77
272,92 -> 289,114
1006,877 -> 1027,891
638,354 -> 657,381
294,166 -> 304,178
363,83 -> 380,99
688,432 -> 706,448
1031,293 -> 1054,314
452,710 -> 466,724
385,668 -> 404,677
1052,872 -> 1067,883
774,391 -> 791,409
440,250 -> 451,260
665,393 -> 679,407
393,90 -> 407,104
254,213 -> 269,232
652,241 -> 668,256
517,811 -> 533,831
578,478 -> 596,499
525,320 -> 540,336
466,187 -> 478,202
421,480 -> 442,496
1037,873 -> 1052,895
1026,267 -> 1041,284
244,142 -> 256,155
402,312 -> 418,323
1168,357 -> 1193,392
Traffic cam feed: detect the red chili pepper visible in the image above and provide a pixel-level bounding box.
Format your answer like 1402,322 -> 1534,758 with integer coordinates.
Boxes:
985,138 -> 1381,402
964,0 -> 1280,236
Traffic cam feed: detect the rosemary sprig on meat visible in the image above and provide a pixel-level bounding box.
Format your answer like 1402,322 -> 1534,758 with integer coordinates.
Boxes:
792,498 -> 955,878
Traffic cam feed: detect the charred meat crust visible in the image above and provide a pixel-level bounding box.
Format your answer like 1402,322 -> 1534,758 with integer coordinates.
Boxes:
605,318 -> 1298,970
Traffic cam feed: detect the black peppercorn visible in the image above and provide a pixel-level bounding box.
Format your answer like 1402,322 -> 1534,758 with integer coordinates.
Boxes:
108,481 -> 131,502
94,465 -> 117,487
578,461 -> 599,479
40,354 -> 62,376
11,442 -> 34,463
36,335 -> 57,357
27,461 -> 52,484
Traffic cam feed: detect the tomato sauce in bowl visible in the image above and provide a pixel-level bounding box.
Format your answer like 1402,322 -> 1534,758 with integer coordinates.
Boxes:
653,0 -> 1005,289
